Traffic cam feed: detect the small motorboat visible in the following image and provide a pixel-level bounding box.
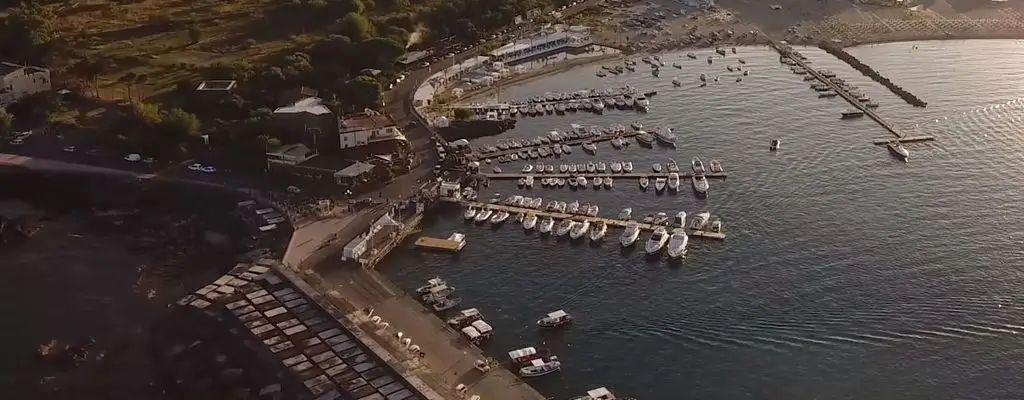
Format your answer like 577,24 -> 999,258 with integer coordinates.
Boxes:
569,220 -> 591,239
618,208 -> 632,220
691,174 -> 709,196
582,141 -> 597,154
474,209 -> 494,223
654,127 -> 676,145
433,296 -> 462,312
520,356 -> 561,378
666,158 -> 679,172
673,211 -> 687,228
652,212 -> 669,225
604,177 -> 613,189
568,177 -> 578,188
416,278 -> 451,295
446,308 -> 483,328
691,157 -> 706,174
666,229 -> 689,259
623,161 -> 634,172
667,172 -> 680,192
596,162 -> 607,173
537,310 -> 573,328
567,201 -> 580,214
631,121 -> 643,131
687,52 -> 697,59
610,162 -> 622,173
556,178 -> 566,187
555,219 -> 576,237
654,177 -> 667,192
522,164 -> 534,173
490,210 -> 510,224
709,159 -> 724,173
538,217 -> 555,234
887,140 -> 909,161
578,176 -> 587,187
523,214 -> 538,230
710,220 -> 723,233
636,132 -> 655,146
770,139 -> 781,151
689,211 -> 711,230
672,78 -> 681,87
464,207 -> 478,220
619,223 -> 641,247
645,227 -> 669,254
593,177 -> 603,189
642,214 -> 655,224
589,221 -> 607,241
652,163 -> 663,173
560,164 -> 569,173
586,205 -> 599,217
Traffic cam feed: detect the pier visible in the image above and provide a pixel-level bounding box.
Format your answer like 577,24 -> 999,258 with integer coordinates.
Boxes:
479,172 -> 728,180
471,130 -> 640,161
463,201 -> 727,240
871,136 -> 935,145
819,44 -> 927,108
414,236 -> 464,252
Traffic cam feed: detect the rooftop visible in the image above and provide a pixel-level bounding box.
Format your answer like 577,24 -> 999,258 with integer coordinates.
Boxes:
195,80 -> 238,91
0,61 -> 46,76
332,161 -> 376,178
340,113 -> 396,132
397,50 -> 433,65
274,97 -> 333,116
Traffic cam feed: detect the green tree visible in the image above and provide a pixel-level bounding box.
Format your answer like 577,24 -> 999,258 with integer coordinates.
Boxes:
0,109 -> 12,136
452,107 -> 472,120
356,37 -> 405,69
339,75 -> 382,110
161,108 -> 201,137
0,2 -> 59,63
130,102 -> 163,127
337,12 -> 372,42
7,91 -> 61,124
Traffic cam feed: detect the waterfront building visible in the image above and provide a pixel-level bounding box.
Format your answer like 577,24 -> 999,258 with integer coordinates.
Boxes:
486,25 -> 593,65
338,112 -> 408,150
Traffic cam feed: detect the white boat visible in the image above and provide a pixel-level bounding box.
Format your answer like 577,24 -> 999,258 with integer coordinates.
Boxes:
673,211 -> 687,228
569,219 -> 590,239
446,233 -> 468,251
567,201 -> 580,214
572,387 -> 618,400
710,220 -> 723,233
586,162 -> 597,173
474,209 -> 494,222
586,205 -> 599,217
654,177 -> 667,192
887,140 -> 909,161
538,218 -> 555,234
634,95 -> 650,112
652,163 -> 662,173
560,164 -> 569,173
490,210 -> 510,224
770,139 -> 780,151
709,159 -> 724,173
463,207 -> 478,220
556,178 -> 566,187
610,162 -> 622,173
416,278 -> 451,295
555,219 -> 576,236
666,158 -> 679,172
446,308 -> 483,328
652,212 -> 669,225
672,77 -> 681,87
520,356 -> 561,378
589,221 -> 607,241
596,162 -> 607,172
691,157 -> 706,174
537,310 -> 573,328
522,164 -> 534,173
593,177 -> 603,188
524,175 -> 535,188
523,214 -> 538,230
654,127 -> 676,145
591,98 -> 604,113
645,227 -> 669,253
666,229 -> 689,259
433,297 -> 462,312
604,177 -> 613,189
689,211 -> 711,230
639,177 -> 649,190
531,197 -> 543,208
619,223 -> 641,247
623,161 -> 633,172
617,208 -> 632,220
578,176 -> 587,187
631,121 -> 643,130
582,141 -> 597,154
667,172 -> 680,192
691,174 -> 709,196
568,177 -> 578,187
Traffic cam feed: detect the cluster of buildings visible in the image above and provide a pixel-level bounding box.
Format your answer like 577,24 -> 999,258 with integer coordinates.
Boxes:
0,62 -> 51,107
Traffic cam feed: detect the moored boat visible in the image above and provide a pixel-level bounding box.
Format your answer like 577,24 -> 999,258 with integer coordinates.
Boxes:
639,177 -> 649,191
523,214 -> 538,230
654,127 -> 676,145
673,211 -> 687,228
666,229 -> 689,259
645,227 -> 669,254
667,172 -> 680,192
623,161 -> 634,172
689,211 -> 711,230
463,207 -> 478,220
538,217 -> 555,234
691,157 -> 706,174
416,277 -> 451,295
617,208 -> 632,220
709,159 -> 724,173
537,310 -> 573,328
589,221 -> 608,241
520,356 -> 561,378
887,140 -> 909,161
555,219 -> 576,237
654,177 -> 667,192
474,209 -> 494,222
569,219 -> 591,239
446,308 -> 482,328
490,210 -> 510,224
619,223 -> 641,247
691,174 -> 709,196
636,131 -> 655,146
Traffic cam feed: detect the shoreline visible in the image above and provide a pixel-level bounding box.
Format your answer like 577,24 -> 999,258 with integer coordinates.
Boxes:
456,53 -> 622,103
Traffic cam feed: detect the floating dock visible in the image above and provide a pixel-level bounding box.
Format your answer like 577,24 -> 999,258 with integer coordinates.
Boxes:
871,136 -> 936,145
463,201 -> 726,240
480,172 -> 728,180
413,236 -> 465,252
472,130 -> 640,161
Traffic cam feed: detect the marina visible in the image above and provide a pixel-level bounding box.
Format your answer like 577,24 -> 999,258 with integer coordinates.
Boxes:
452,86 -> 659,119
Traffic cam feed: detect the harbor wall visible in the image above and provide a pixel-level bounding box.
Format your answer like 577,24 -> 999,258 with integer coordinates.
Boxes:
818,44 -> 928,108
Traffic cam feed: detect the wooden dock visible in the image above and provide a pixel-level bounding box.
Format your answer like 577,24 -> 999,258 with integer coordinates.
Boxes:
463,201 -> 726,240
472,130 -> 640,161
413,236 -> 465,252
480,172 -> 728,180
871,136 -> 936,145
769,40 -> 935,143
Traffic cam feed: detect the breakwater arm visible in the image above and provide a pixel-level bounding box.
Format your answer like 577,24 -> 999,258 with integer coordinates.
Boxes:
819,44 -> 927,108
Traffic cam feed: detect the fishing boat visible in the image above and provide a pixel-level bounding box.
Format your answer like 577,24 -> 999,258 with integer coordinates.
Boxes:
619,223 -> 641,247
623,161 -> 633,172
691,174 -> 709,196
666,229 -> 689,259
645,227 -> 669,253
582,141 -> 597,154
538,217 -> 555,234
416,278 -> 451,295
887,140 -> 909,161
490,210 -> 510,224
654,177 -> 667,192
463,207 -> 478,220
604,177 -> 613,189
673,211 -> 687,228
666,158 -> 679,172
652,163 -> 663,173
636,132 -> 655,146
569,220 -> 590,239
691,157 -> 706,174
654,127 -> 676,145
446,308 -> 483,328
689,211 -> 711,230
555,219 -> 576,237
537,310 -> 573,328
474,209 -> 494,223
589,221 -> 608,241
709,159 -> 724,173
593,177 -> 603,189
618,208 -> 632,220
520,356 -> 561,378
522,214 -> 538,230
667,172 -> 680,192
770,139 -> 780,151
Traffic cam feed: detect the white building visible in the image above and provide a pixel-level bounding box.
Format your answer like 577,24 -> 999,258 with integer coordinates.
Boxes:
0,62 -> 50,107
265,143 -> 317,166
338,112 -> 407,149
487,25 -> 592,65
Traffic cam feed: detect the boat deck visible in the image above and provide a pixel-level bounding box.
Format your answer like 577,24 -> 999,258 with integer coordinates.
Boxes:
463,201 -> 726,240
413,236 -> 464,252
480,172 -> 727,180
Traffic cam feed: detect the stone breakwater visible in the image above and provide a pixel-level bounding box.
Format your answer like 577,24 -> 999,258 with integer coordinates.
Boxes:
819,44 -> 927,108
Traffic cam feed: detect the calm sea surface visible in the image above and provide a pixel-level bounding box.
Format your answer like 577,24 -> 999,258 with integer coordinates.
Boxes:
382,40 -> 1024,400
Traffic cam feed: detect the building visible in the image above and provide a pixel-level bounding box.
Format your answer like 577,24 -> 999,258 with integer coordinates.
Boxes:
273,97 -> 339,139
195,80 -> 237,92
0,62 -> 50,107
338,113 -> 407,150
486,25 -> 592,65
340,214 -> 403,265
332,161 -> 377,186
266,143 -> 318,166
396,50 -> 433,66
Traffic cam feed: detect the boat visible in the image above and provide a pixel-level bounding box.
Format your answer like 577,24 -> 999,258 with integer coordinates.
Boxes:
464,207 -> 478,220
596,70 -> 606,77
582,141 -> 597,154
672,78 -> 681,87
531,197 -> 543,208
619,223 -> 641,247
699,73 -> 706,82
562,144 -> 572,154
667,172 -> 680,192
555,219 -> 576,237
770,139 -> 780,151
586,205 -> 599,217
691,174 -> 709,196
593,176 -> 603,188
569,220 -> 590,239
654,127 -> 676,145
490,210 -> 510,224
589,221 -> 607,241
446,308 -> 482,328
709,159 -> 724,173
578,176 -> 587,187
604,177 -> 613,189
652,163 -> 663,173
666,229 -> 689,259
520,356 -> 561,378
644,227 -> 669,253
841,110 -> 865,119
689,211 -> 711,230
586,162 -> 597,173
523,214 -> 538,230
710,220 -> 723,233
687,52 -> 697,59
537,310 -> 573,328
416,278 -> 451,295
631,121 -> 643,130
433,297 -> 461,312
522,164 -> 533,173
652,212 -> 669,225
556,178 -> 566,187
654,177 -> 667,192
666,158 -> 679,172
591,98 -> 604,113
610,137 -> 623,149
642,214 -> 655,224
572,387 -> 618,400
474,209 -> 494,222
610,162 -> 622,172
567,201 -> 580,214
538,217 -> 555,234
691,157 -> 706,174
673,211 -> 687,228
634,95 -> 650,112
618,208 -> 632,220
623,161 -> 633,172
596,162 -> 607,172
568,177 -> 578,188
636,131 -> 655,146
524,175 -> 534,188
887,140 -> 909,161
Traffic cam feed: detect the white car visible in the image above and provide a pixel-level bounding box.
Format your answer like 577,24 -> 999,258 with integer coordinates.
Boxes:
287,186 -> 302,193
199,165 -> 216,174
10,138 -> 23,145
187,163 -> 203,171
124,153 -> 141,162
62,146 -> 76,153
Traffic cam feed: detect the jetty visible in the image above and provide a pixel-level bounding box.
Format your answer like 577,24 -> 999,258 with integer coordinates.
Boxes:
479,172 -> 728,180
769,40 -> 934,144
413,235 -> 465,252
871,136 -> 935,145
462,201 -> 726,240
819,44 -> 927,108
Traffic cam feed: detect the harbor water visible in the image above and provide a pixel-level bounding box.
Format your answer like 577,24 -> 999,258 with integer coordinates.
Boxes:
382,40 -> 1024,399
